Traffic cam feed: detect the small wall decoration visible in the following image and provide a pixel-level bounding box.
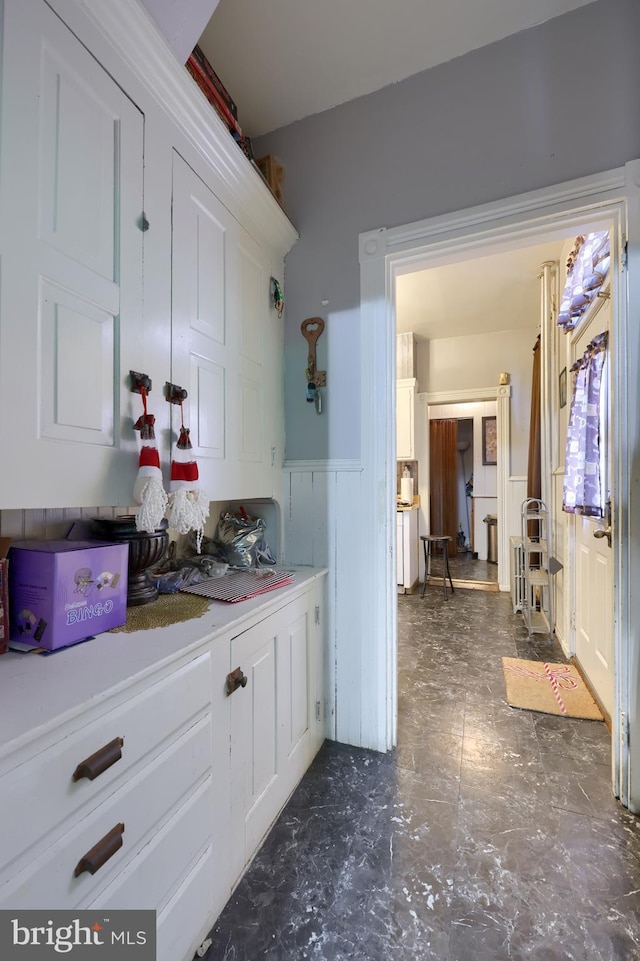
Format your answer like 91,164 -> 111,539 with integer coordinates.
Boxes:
559,367 -> 567,409
482,416 -> 497,466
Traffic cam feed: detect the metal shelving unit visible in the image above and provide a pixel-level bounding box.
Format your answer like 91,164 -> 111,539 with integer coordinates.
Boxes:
510,535 -> 525,614
521,498 -> 554,640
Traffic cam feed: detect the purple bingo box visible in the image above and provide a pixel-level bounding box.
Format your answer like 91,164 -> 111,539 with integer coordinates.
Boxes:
8,540 -> 128,650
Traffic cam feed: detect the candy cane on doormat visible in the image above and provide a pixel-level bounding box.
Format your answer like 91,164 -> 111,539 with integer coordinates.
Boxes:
544,662 -> 568,715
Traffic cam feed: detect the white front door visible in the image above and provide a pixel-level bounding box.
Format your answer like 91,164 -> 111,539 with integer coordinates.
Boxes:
572,299 -> 614,717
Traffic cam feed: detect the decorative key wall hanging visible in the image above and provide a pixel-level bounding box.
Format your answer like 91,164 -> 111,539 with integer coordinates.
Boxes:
301,317 -> 326,414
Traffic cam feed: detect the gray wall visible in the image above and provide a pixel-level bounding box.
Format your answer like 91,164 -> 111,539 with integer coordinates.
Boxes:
254,0 -> 640,462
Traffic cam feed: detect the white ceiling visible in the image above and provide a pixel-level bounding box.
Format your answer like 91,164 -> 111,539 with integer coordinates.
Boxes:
395,240 -> 567,343
198,0 -> 595,138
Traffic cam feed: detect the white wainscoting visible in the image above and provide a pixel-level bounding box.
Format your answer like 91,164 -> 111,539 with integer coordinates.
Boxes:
507,477 -> 528,547
0,506 -> 130,540
282,460 -> 363,745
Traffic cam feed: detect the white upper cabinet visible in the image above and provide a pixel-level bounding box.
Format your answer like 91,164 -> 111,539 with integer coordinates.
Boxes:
0,0 -> 297,512
171,152 -> 282,501
396,378 -> 417,461
171,152 -> 232,486
0,0 -> 144,508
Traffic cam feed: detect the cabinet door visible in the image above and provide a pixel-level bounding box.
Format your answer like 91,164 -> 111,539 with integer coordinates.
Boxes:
171,151 -> 279,502
229,593 -> 312,880
397,514 -> 405,585
405,509 -> 419,590
396,382 -> 415,460
0,0 -> 144,508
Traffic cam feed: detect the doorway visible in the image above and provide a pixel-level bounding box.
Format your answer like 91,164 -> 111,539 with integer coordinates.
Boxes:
426,408 -> 499,589
358,162 -> 638,808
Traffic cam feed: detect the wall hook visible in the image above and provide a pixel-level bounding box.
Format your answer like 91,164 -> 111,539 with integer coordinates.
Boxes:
130,370 -> 152,394
165,382 -> 188,405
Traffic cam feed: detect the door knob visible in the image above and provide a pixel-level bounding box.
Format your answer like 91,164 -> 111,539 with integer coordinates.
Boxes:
593,526 -> 611,547
226,667 -> 248,696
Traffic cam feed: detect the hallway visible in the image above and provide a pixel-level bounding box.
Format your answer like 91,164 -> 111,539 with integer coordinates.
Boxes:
203,589 -> 640,960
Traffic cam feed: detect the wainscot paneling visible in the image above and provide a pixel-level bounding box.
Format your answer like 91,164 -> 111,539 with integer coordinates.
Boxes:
0,506 -> 134,540
283,460 -> 363,744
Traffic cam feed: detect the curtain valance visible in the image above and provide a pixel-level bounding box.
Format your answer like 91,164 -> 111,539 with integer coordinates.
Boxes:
557,231 -> 610,331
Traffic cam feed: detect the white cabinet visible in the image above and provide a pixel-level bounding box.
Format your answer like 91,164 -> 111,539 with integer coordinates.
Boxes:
397,508 -> 419,593
171,153 -> 282,502
0,570 -> 326,961
397,378 -> 417,460
0,651 -> 214,961
0,0 -> 145,508
229,585 -> 324,884
0,0 -> 296,511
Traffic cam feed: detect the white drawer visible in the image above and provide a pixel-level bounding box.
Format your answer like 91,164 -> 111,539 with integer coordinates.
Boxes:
0,714 -> 212,910
0,651 -> 211,877
87,777 -> 213,913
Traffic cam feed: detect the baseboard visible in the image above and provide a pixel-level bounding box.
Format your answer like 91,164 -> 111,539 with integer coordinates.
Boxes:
451,579 -> 500,593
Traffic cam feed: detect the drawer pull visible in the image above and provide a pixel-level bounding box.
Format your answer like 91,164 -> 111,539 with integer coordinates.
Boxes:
226,667 -> 248,696
74,822 -> 125,877
72,737 -> 124,782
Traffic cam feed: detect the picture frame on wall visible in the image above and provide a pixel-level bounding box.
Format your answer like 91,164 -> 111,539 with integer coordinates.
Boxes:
482,416 -> 497,466
559,367 -> 567,409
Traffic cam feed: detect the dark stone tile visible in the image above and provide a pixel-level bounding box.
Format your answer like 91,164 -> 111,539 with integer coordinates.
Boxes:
459,734 -> 547,803
539,750 -> 621,818
201,590 -> 640,961
533,712 -> 610,764
448,896 -> 607,961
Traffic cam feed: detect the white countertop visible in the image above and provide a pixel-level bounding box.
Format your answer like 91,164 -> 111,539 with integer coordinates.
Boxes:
0,566 -> 327,753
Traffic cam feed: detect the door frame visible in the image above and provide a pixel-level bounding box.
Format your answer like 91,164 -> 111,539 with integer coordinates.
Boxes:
359,160 -> 640,810
418,387 -> 508,587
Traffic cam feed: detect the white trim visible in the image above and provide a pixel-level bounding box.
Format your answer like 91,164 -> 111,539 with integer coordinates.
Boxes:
359,162 -> 639,806
283,459 -> 363,473
424,386 -> 498,404
419,383 -> 509,589
496,384 -> 511,591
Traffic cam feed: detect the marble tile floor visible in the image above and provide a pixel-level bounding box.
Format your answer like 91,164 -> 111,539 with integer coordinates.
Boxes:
446,551 -> 498,583
202,590 -> 640,961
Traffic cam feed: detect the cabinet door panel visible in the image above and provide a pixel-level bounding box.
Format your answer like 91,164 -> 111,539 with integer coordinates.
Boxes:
191,354 -> 226,458
191,196 -> 227,345
0,0 -> 144,508
230,618 -> 278,880
40,282 -> 115,444
287,609 -> 310,753
171,151 -> 234,496
39,45 -> 117,280
237,237 -> 265,367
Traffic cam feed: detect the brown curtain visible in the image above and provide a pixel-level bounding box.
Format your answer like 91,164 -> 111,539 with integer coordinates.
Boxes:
429,419 -> 458,555
527,336 -> 541,501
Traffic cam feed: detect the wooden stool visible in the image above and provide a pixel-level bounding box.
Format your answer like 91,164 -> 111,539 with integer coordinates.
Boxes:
421,535 -> 454,599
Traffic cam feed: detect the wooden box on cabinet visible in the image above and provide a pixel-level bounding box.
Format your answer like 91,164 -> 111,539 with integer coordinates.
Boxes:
256,155 -> 284,205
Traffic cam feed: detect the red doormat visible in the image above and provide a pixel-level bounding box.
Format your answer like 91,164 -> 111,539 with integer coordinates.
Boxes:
502,658 -> 603,720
